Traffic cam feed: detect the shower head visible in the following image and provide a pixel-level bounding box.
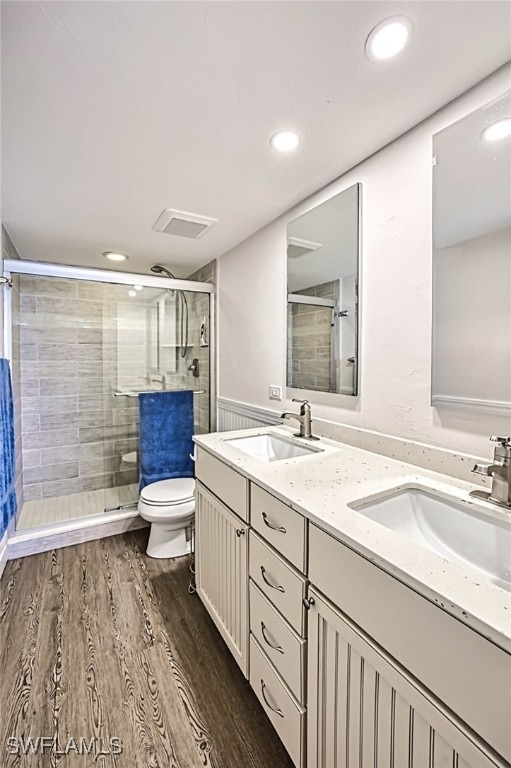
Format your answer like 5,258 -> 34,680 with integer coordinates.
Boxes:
151,264 -> 176,280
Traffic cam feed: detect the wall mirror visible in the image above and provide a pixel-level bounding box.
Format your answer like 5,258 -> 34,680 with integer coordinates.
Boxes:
286,183 -> 360,395
432,90 -> 511,410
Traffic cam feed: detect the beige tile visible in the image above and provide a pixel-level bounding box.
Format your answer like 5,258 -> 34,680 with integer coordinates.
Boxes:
77,327 -> 103,344
23,484 -> 42,501
37,343 -> 79,361
38,378 -> 80,396
23,449 -> 41,468
41,473 -> 115,498
24,462 -> 79,485
40,409 -> 114,430
21,360 -> 77,378
78,394 -> 107,412
22,395 -> 78,414
21,326 -> 77,345
21,343 -> 38,361
79,457 -> 120,477
23,429 -> 79,450
20,295 -> 37,312
36,296 -> 102,317
20,276 -> 78,298
22,413 -> 40,433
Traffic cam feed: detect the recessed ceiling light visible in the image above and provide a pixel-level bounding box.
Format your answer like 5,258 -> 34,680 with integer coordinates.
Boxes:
133,284 -> 143,291
365,16 -> 414,62
128,290 -> 137,297
270,130 -> 301,152
103,251 -> 128,262
481,117 -> 511,142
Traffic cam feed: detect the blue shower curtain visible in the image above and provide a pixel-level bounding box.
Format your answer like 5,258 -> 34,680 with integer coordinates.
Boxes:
0,358 -> 17,539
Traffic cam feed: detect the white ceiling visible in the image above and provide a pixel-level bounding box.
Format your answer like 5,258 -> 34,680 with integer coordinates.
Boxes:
2,1 -> 511,277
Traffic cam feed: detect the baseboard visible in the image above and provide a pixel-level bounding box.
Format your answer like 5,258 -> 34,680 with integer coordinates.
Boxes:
7,511 -> 149,560
0,529 -> 9,580
217,397 -> 489,487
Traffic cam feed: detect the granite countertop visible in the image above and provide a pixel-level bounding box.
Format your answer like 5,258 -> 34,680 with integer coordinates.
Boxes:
194,425 -> 511,654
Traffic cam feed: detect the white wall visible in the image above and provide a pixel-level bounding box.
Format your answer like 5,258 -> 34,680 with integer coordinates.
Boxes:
433,227 -> 511,405
218,65 -> 511,458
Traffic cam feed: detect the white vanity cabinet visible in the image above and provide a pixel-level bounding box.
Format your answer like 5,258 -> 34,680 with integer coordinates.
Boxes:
307,587 -> 502,768
308,523 -> 511,768
194,440 -> 510,768
195,479 -> 249,675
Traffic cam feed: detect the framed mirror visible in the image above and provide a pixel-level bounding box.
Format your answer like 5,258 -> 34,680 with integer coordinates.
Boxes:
432,91 -> 511,410
286,183 -> 360,395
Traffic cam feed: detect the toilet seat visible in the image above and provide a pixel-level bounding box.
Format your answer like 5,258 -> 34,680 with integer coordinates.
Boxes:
140,478 -> 195,506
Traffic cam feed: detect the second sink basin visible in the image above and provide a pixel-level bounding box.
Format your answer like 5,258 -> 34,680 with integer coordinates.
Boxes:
350,488 -> 511,591
225,432 -> 323,462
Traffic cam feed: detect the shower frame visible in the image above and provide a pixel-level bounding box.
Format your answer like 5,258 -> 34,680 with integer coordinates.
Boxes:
3,259 -> 216,434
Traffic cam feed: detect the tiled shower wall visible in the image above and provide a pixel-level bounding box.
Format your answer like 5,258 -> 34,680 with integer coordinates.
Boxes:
17,277 -> 138,501
2,227 -> 24,514
287,280 -> 338,391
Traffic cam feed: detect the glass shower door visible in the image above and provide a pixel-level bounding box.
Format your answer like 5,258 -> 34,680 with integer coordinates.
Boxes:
110,283 -> 211,506
10,267 -> 212,528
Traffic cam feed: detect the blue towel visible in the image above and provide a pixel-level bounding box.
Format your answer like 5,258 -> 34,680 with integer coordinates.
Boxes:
138,389 -> 195,491
0,359 -> 17,539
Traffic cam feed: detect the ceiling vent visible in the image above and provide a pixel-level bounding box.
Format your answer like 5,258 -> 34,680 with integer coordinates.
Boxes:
287,237 -> 323,259
152,209 -> 218,239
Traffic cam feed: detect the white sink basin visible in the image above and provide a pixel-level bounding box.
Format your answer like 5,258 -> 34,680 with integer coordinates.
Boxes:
351,489 -> 511,591
225,433 -> 323,462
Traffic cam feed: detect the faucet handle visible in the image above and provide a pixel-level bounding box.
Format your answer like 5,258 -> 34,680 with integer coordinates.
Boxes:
292,398 -> 310,415
490,436 -> 511,446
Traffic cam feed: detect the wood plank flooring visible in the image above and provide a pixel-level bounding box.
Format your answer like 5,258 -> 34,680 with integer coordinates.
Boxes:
0,530 -> 294,767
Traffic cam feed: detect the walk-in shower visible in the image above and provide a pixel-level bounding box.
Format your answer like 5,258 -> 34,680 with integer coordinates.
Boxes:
2,259 -> 215,534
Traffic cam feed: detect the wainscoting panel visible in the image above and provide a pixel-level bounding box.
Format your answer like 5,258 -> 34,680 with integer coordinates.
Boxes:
218,398 -> 280,432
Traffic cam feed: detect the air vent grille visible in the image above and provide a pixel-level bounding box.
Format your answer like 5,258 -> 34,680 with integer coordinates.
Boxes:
153,209 -> 218,239
287,237 -> 323,259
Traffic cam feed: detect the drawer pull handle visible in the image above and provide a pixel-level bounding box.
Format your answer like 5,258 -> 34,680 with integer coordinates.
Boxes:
261,622 -> 284,654
262,512 -> 286,534
235,529 -> 245,537
260,679 -> 284,718
303,596 -> 315,610
260,566 -> 285,593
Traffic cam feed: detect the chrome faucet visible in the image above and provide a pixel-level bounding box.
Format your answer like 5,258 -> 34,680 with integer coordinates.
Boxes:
148,372 -> 167,390
470,436 -> 511,509
281,399 -> 319,440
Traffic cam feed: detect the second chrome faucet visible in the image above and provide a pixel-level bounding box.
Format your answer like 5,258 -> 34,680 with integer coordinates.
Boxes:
281,399 -> 319,440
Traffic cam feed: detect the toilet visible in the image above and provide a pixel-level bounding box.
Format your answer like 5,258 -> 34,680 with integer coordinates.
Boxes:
138,477 -> 195,559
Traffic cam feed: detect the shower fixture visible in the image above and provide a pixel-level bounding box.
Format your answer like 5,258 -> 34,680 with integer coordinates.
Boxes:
151,265 -> 189,358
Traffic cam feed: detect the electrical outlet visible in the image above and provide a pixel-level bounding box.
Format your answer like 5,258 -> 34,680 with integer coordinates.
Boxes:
269,385 -> 282,401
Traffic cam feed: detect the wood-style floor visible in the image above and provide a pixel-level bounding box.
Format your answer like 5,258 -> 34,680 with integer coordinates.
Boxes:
0,530 -> 294,767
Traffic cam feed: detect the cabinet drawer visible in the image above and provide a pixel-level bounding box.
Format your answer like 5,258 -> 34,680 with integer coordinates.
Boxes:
250,483 -> 306,571
196,447 -> 248,522
249,531 -> 306,635
250,635 -> 305,768
249,581 -> 306,704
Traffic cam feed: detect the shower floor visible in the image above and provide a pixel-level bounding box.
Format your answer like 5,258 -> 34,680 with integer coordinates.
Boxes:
17,483 -> 139,530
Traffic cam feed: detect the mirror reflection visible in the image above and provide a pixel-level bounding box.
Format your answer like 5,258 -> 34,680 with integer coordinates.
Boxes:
432,91 -> 511,409
286,183 -> 360,395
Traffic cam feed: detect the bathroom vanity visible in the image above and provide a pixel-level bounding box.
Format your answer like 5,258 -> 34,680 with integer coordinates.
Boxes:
193,427 -> 510,768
